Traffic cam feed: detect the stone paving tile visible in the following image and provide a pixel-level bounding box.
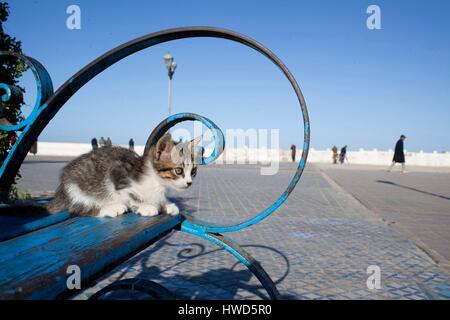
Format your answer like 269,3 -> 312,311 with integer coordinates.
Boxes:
317,163 -> 450,270
66,163 -> 450,300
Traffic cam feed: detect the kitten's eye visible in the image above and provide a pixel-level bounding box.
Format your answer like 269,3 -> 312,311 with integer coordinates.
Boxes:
191,167 -> 197,177
174,167 -> 183,175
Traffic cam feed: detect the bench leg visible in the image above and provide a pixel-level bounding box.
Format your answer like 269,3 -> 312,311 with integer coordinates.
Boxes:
181,227 -> 281,300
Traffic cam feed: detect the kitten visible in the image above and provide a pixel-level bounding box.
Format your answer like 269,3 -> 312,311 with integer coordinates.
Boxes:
47,134 -> 200,217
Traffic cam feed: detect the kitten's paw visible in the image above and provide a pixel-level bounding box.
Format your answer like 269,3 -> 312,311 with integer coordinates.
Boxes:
98,204 -> 128,218
165,203 -> 180,216
136,204 -> 159,217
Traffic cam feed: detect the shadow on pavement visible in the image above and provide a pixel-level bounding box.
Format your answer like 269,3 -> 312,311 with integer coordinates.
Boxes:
95,236 -> 292,300
377,180 -> 450,201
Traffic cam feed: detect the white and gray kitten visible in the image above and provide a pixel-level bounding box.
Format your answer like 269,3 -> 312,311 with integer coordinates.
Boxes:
47,134 -> 200,217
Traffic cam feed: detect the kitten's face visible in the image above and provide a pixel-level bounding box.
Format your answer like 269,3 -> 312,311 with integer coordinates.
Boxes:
149,134 -> 200,190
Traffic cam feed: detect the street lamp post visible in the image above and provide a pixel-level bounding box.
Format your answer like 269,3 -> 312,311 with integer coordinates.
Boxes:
163,52 -> 177,116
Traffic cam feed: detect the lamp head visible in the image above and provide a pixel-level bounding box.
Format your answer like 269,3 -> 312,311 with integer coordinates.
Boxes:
163,52 -> 173,68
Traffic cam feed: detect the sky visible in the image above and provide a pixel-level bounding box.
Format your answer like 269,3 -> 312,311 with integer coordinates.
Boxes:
3,0 -> 450,152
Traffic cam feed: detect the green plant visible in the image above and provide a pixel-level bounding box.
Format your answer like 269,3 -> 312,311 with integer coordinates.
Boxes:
19,189 -> 32,200
0,2 -> 27,203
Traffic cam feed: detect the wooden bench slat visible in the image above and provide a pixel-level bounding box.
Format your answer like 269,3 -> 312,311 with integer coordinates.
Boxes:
0,213 -> 181,299
0,211 -> 71,242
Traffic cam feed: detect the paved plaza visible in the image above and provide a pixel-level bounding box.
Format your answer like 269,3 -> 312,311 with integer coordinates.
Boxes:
317,163 -> 450,271
17,157 -> 450,299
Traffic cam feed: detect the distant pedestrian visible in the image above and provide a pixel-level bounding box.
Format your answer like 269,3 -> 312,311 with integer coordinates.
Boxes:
99,136 -> 106,147
200,146 -> 205,163
106,137 -> 112,147
339,145 -> 347,164
129,138 -> 135,151
30,140 -> 38,155
290,144 -> 296,162
332,145 -> 338,164
388,135 -> 407,173
91,137 -> 98,150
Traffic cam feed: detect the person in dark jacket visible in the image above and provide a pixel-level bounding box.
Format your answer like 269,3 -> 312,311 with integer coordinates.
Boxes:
290,144 -> 296,162
91,137 -> 98,150
388,135 -> 406,173
129,138 -> 135,151
339,145 -> 347,164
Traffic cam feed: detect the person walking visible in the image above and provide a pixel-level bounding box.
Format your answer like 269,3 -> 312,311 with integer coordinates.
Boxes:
30,140 -> 38,155
388,135 -> 407,173
129,138 -> 135,151
332,145 -> 338,164
106,137 -> 112,147
99,136 -> 106,147
290,144 -> 296,162
339,145 -> 347,164
91,137 -> 98,150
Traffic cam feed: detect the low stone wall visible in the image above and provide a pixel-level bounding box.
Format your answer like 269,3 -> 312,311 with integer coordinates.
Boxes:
306,149 -> 450,167
29,142 -> 146,157
29,142 -> 450,167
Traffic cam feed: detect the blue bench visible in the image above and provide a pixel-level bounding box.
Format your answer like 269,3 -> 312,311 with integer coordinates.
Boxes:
0,212 -> 180,299
0,27 -> 310,300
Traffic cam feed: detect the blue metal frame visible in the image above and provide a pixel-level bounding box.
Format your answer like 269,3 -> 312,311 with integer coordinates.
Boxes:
144,110 -> 309,234
143,112 -> 225,166
180,220 -> 281,299
0,27 -> 310,205
0,27 -> 310,300
0,51 -> 54,132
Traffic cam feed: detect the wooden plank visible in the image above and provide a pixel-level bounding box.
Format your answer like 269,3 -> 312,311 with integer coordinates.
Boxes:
0,213 -> 181,299
0,211 -> 71,242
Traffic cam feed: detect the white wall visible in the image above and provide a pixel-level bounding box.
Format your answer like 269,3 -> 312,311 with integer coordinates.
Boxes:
30,142 -> 450,167
306,148 -> 450,166
32,142 -> 145,157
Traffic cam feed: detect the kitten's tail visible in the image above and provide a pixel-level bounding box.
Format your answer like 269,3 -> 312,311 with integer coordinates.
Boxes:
0,186 -> 67,216
46,185 -> 68,214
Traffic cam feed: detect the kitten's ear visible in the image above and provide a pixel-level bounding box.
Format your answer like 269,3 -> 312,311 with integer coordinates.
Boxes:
170,136 -> 201,162
155,134 -> 174,160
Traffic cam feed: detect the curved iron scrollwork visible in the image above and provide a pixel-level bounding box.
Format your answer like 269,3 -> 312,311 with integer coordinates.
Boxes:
88,278 -> 176,300
0,27 -> 310,214
0,51 -> 54,132
0,51 -> 54,199
144,112 -> 225,166
0,27 -> 310,300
